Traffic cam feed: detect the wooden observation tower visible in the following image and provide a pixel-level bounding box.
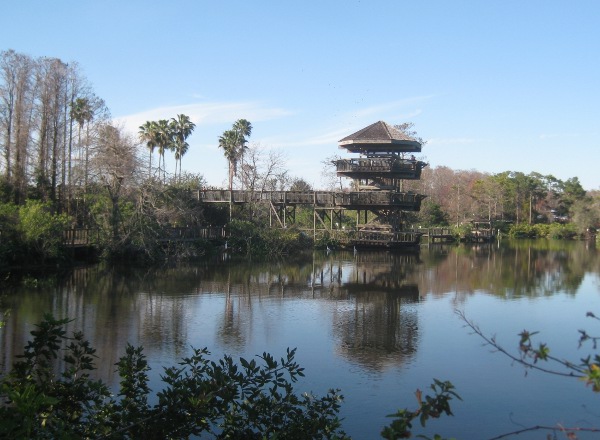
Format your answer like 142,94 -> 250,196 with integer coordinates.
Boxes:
197,120 -> 428,250
335,121 -> 428,249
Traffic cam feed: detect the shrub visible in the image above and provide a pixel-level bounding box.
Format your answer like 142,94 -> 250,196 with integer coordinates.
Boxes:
0,202 -> 20,267
228,220 -> 312,258
17,200 -> 70,262
0,315 -> 348,439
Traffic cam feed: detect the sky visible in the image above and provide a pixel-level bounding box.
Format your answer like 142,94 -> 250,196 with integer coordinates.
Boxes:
2,1 -> 599,190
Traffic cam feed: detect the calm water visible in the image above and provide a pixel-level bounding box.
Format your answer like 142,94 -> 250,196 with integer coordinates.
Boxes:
1,240 -> 600,439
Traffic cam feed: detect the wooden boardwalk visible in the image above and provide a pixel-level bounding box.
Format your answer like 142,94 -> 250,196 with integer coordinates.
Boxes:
197,189 -> 426,249
62,227 -> 227,248
419,227 -> 455,243
195,189 -> 425,211
157,227 -> 227,242
62,229 -> 100,248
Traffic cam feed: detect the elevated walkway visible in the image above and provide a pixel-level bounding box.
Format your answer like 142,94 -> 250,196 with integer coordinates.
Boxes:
195,189 -> 424,211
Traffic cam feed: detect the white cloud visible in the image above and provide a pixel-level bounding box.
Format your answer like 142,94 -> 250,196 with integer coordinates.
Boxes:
352,95 -> 434,119
263,98 -> 432,149
114,101 -> 294,134
271,128 -> 350,148
539,133 -> 583,140
427,137 -> 486,146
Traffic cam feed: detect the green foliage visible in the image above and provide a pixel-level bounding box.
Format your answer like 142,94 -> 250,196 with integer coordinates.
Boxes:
461,310 -> 600,437
381,379 -> 460,440
0,315 -> 350,439
17,201 -> 70,261
418,201 -> 450,227
451,224 -> 472,241
515,315 -> 600,396
0,201 -> 20,267
508,222 -> 577,239
314,232 -> 342,250
570,198 -> 600,234
228,219 -> 312,258
0,315 -> 112,439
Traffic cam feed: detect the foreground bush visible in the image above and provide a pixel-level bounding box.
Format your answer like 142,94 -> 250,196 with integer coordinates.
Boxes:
0,316 -> 461,439
0,315 -> 347,439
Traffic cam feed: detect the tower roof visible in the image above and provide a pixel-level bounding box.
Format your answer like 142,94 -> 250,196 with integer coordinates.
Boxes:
338,121 -> 421,153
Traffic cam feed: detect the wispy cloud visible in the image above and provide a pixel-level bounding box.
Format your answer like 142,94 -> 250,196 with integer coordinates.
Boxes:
266,97 -> 433,149
115,101 -> 294,133
271,127 -> 351,148
351,95 -> 434,119
538,133 -> 583,140
427,137 -> 486,146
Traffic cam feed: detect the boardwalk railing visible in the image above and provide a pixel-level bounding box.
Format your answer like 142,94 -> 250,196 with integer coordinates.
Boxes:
335,158 -> 425,179
196,189 -> 425,210
346,229 -> 423,249
62,229 -> 100,247
159,227 -> 227,241
63,227 -> 227,247
415,227 -> 455,243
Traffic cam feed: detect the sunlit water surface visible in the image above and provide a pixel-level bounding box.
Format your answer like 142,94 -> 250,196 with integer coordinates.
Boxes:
2,239 -> 600,439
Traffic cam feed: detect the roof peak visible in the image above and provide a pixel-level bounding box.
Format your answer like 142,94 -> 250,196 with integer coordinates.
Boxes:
338,121 -> 421,152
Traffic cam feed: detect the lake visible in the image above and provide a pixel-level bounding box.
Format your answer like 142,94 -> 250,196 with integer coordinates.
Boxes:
1,239 -> 600,439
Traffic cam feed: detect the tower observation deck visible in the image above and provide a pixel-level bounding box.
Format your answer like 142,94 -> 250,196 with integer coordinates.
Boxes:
335,121 -> 428,249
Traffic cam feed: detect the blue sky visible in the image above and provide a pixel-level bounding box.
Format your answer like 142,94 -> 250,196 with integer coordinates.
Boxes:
3,1 -> 599,190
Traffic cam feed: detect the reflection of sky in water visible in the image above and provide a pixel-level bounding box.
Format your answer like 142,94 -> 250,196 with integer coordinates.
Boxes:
2,242 -> 600,439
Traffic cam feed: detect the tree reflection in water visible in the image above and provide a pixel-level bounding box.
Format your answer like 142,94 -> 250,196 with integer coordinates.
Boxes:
1,239 -> 598,392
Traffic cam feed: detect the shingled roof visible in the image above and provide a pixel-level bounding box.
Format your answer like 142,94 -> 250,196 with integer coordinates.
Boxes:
338,121 -> 421,153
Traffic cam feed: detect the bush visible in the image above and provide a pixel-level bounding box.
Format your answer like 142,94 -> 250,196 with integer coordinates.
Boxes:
0,315 -> 348,439
508,222 -> 578,239
17,200 -> 70,262
228,220 -> 312,258
0,202 -> 20,267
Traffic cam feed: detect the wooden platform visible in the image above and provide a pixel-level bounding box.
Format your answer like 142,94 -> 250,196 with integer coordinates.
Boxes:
196,189 -> 424,211
419,227 -> 455,243
335,158 -> 426,179
350,230 -> 422,250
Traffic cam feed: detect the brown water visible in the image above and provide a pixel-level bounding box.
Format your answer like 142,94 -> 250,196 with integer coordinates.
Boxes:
1,240 -> 599,438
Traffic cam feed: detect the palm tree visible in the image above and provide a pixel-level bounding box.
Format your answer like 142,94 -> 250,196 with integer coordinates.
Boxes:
155,119 -> 173,183
218,129 -> 241,220
170,114 -> 195,182
219,129 -> 239,192
138,120 -> 158,178
232,119 -> 252,189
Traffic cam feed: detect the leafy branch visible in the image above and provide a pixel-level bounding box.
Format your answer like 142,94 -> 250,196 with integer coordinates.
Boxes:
381,379 -> 461,440
458,309 -> 600,439
457,309 -> 586,379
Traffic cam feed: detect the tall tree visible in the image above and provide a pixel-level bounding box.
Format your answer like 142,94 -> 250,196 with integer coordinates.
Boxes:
138,120 -> 158,178
155,119 -> 172,183
0,50 -> 35,203
218,129 -> 240,220
557,177 -> 586,217
232,119 -> 252,189
170,114 -> 195,181
36,57 -> 70,203
91,123 -> 140,243
70,96 -> 92,191
218,129 -> 238,192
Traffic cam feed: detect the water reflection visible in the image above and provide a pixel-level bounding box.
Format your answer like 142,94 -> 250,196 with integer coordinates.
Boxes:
416,239 -> 598,299
1,240 -> 599,381
191,251 -> 423,371
329,252 -> 420,371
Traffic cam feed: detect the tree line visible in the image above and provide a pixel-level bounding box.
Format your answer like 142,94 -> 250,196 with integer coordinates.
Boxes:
402,166 -> 600,236
1,48 -> 598,267
0,49 -> 112,207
